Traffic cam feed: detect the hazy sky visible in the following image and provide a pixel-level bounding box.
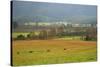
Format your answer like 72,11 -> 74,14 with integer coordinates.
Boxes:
12,1 -> 97,23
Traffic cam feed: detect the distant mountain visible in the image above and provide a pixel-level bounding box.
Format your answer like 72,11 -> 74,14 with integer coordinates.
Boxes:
12,1 -> 97,24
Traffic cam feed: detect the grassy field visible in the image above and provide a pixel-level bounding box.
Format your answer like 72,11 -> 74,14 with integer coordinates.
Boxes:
12,32 -> 29,38
53,36 -> 82,40
12,32 -> 82,40
12,32 -> 41,38
12,40 -> 97,66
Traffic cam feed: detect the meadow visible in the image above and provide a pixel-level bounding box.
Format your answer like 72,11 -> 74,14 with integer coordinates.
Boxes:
12,1 -> 97,66
12,40 -> 97,66
12,32 -> 29,38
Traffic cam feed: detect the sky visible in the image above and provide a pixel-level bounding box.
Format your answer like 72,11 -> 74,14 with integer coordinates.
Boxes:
12,1 -> 97,23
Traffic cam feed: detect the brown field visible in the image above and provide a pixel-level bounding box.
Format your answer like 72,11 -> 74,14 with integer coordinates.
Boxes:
12,40 -> 97,66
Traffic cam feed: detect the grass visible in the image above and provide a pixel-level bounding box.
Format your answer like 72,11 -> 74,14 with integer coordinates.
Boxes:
12,32 -> 29,38
12,32 -> 41,38
12,32 -> 83,40
12,40 -> 97,66
53,36 -> 82,40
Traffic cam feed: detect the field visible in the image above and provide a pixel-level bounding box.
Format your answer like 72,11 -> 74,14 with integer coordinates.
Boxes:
12,40 -> 97,66
12,32 -> 29,38
12,32 -> 83,40
12,32 -> 41,38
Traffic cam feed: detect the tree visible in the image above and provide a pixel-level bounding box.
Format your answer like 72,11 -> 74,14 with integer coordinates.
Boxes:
39,30 -> 48,39
12,21 -> 18,29
16,35 -> 25,40
27,32 -> 37,39
48,27 -> 57,38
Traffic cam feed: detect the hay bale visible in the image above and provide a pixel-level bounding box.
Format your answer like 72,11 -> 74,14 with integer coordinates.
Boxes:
64,48 -> 66,50
29,51 -> 33,53
47,49 -> 50,52
17,52 -> 20,54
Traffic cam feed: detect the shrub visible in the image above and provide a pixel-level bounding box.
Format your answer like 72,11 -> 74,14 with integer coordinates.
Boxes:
84,35 -> 97,41
16,35 -> 25,40
27,32 -> 38,40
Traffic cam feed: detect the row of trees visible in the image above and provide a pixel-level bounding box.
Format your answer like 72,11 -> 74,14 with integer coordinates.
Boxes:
14,31 -> 97,41
15,29 -> 57,40
13,22 -> 97,41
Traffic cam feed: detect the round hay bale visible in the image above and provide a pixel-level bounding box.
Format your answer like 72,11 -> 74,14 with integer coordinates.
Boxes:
64,48 -> 67,50
17,52 -> 20,54
47,49 -> 50,52
29,51 -> 33,53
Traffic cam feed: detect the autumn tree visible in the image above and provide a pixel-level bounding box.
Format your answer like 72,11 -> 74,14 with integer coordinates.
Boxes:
39,30 -> 48,39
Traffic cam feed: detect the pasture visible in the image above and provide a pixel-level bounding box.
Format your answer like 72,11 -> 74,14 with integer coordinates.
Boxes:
12,40 -> 97,66
12,32 -> 29,38
12,32 -> 41,38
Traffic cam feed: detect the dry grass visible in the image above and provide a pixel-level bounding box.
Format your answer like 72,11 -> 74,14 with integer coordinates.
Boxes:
12,40 -> 97,66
